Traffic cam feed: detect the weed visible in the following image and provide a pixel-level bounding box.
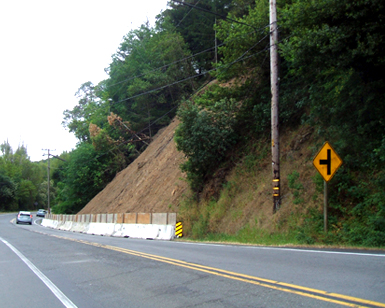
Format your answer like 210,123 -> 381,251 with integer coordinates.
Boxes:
288,171 -> 304,204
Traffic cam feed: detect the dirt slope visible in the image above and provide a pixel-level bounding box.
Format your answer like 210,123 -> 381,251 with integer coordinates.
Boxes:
78,118 -> 188,214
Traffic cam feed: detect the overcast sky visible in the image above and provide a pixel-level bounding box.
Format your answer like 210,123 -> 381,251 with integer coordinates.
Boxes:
0,0 -> 169,162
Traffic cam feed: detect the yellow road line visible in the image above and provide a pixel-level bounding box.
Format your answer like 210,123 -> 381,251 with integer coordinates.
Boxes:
49,233 -> 385,308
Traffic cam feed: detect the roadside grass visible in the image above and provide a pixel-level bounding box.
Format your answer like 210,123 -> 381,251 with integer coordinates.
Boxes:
197,227 -> 300,246
177,125 -> 385,250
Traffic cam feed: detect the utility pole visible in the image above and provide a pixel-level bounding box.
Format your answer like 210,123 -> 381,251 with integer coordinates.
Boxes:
42,149 -> 55,214
214,18 -> 218,65
270,0 -> 280,213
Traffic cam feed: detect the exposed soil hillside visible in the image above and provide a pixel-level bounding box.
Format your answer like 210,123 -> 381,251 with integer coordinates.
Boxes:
79,113 -> 322,240
78,118 -> 188,214
176,123 -> 321,237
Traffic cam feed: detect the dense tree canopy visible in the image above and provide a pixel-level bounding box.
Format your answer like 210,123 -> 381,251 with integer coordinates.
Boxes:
0,142 -> 47,211
159,0 -> 235,73
3,0 -> 384,246
106,24 -> 196,135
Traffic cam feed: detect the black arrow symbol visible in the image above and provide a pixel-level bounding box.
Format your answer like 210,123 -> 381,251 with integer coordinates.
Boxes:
319,149 -> 331,175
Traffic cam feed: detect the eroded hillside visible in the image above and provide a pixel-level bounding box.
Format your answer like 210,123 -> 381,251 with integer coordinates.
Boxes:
78,118 -> 188,214
79,114 -> 321,237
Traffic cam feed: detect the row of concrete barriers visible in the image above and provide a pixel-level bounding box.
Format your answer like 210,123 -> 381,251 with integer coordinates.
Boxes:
41,213 -> 177,240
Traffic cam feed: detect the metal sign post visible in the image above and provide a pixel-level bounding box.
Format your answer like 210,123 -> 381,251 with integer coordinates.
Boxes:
324,181 -> 328,232
313,142 -> 343,232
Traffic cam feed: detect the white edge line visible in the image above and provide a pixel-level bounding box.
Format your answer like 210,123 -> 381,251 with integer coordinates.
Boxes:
250,246 -> 385,257
176,241 -> 385,257
0,237 -> 78,308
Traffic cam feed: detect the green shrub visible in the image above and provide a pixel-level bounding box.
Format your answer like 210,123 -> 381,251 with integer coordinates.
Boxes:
175,98 -> 238,191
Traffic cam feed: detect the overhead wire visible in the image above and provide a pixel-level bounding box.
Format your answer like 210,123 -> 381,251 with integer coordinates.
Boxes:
92,33 -> 274,159
110,33 -> 270,107
68,2 -> 285,162
104,3 -> 272,91
175,0 -> 201,28
92,78 -> 214,161
71,30 -> 293,164
104,25 -> 267,91
171,0 -> 260,33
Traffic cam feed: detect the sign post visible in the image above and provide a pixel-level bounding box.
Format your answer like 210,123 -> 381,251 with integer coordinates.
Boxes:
313,142 -> 343,232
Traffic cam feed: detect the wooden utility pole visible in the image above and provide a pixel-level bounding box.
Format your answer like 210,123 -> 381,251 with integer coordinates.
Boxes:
270,0 -> 280,213
42,150 -> 66,215
215,18 -> 218,65
43,149 -> 54,214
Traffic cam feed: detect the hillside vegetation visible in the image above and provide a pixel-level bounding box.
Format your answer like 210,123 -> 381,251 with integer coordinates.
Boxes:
1,0 -> 384,247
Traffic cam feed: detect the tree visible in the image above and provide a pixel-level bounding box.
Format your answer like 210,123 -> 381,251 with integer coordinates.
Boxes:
159,0 -> 234,73
0,172 -> 17,211
0,142 -> 45,211
279,0 -> 385,166
54,142 -> 117,213
106,24 -> 196,137
62,81 -> 109,143
17,179 -> 37,210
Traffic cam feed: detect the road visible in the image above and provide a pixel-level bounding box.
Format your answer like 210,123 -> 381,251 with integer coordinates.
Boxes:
1,213 -> 384,308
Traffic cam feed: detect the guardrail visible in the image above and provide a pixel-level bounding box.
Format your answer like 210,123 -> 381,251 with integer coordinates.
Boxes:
41,213 -> 177,240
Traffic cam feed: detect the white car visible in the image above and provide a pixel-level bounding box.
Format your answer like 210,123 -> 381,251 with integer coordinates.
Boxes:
16,211 -> 33,225
36,209 -> 47,217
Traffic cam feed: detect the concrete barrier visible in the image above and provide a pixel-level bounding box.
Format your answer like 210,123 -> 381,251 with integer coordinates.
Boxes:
71,222 -> 89,233
116,213 -> 124,224
152,213 -> 167,225
106,214 -> 115,223
100,214 -> 107,223
124,213 -> 137,224
87,222 -> 101,235
168,213 -> 177,225
59,221 -> 73,231
40,212 -> 177,240
41,218 -> 54,228
137,213 -> 151,224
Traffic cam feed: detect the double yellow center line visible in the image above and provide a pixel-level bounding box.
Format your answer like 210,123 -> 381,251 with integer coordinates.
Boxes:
50,233 -> 385,308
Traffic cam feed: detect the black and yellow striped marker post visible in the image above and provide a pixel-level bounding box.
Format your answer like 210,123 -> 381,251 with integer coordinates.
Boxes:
175,222 -> 183,238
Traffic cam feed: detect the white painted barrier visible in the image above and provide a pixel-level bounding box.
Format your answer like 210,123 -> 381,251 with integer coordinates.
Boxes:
70,222 -> 89,233
86,223 -> 104,235
113,224 -> 124,237
58,221 -> 73,231
41,219 -> 176,240
41,219 -> 53,228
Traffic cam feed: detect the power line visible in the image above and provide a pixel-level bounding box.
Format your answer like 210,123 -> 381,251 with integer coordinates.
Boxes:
111,35 -> 270,107
104,28 -> 269,100
92,79 -> 214,161
104,22 -> 270,91
70,29 -> 292,163
90,44 -> 272,161
105,45 -> 215,89
170,0 -> 270,34
175,0 -> 201,28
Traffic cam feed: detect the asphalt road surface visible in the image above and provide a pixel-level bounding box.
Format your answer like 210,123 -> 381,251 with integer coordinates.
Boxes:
1,213 -> 384,308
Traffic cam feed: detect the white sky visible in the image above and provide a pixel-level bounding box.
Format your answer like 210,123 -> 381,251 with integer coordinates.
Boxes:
0,0 -> 169,162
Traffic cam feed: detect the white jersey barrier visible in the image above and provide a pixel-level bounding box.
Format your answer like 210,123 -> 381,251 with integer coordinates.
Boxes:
41,213 -> 177,240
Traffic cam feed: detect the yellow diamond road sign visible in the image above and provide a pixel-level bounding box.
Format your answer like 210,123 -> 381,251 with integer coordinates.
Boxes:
313,142 -> 343,182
